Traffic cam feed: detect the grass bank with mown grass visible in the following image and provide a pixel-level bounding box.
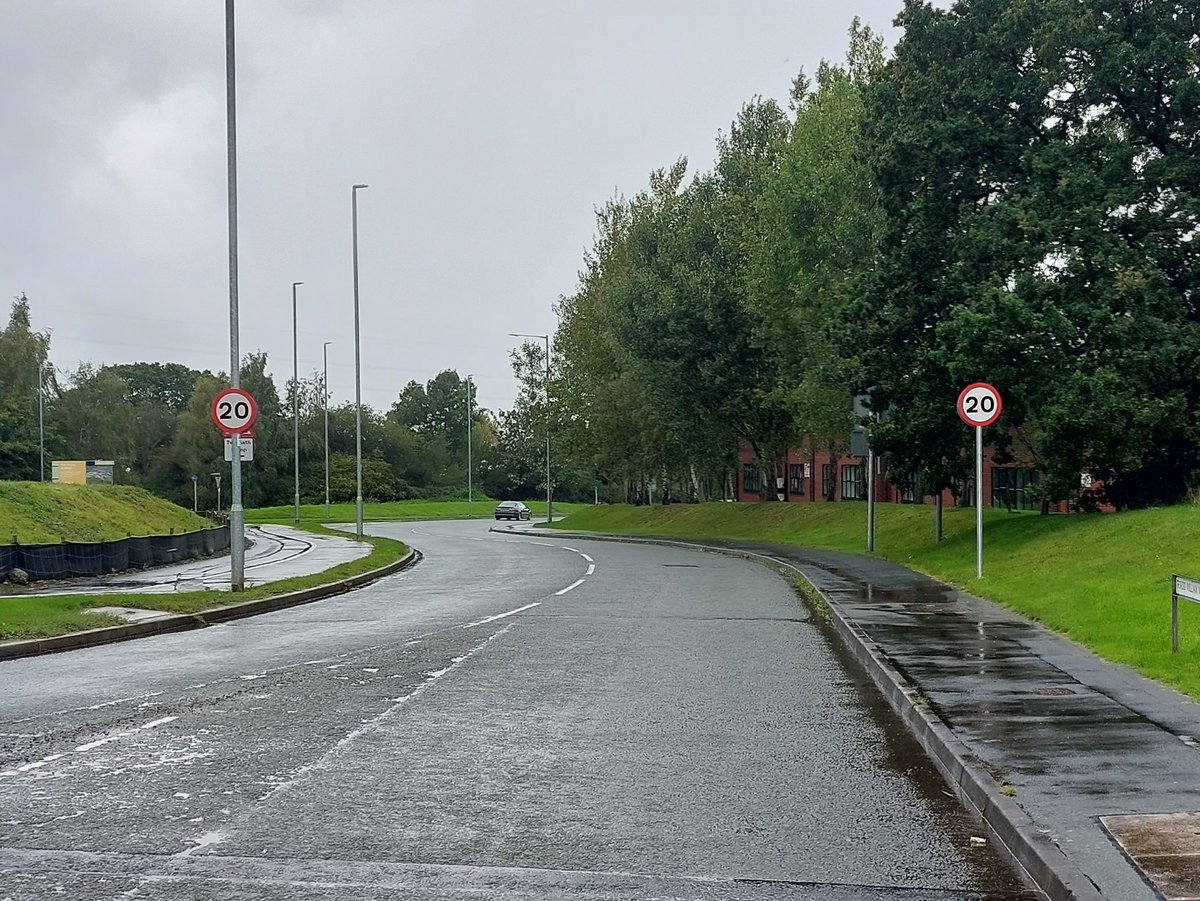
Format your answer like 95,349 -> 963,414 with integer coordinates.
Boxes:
0,523 -> 407,641
553,501 -> 1200,700
0,482 -> 210,544
246,498 -> 587,526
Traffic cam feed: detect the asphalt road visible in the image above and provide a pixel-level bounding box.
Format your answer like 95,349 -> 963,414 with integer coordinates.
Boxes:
0,520 -> 1036,900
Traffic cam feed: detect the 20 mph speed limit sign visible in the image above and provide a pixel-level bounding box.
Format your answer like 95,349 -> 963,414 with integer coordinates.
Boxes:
957,382 -> 1002,428
212,388 -> 258,434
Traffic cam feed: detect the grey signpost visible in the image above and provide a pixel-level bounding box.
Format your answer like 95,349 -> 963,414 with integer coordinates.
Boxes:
1171,575 -> 1200,652
956,382 -> 1002,579
224,0 -> 246,591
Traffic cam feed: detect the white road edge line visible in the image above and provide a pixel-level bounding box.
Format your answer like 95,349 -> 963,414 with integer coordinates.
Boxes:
556,579 -> 586,596
461,602 -> 542,628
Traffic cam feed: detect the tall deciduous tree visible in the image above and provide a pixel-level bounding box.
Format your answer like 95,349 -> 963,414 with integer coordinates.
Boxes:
0,296 -> 51,480
852,0 -> 1200,507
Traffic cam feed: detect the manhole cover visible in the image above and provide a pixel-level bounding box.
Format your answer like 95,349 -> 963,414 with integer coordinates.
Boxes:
1102,812 -> 1200,900
1034,686 -> 1076,696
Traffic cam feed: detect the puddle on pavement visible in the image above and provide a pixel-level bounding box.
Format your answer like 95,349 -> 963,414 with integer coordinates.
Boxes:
802,591 -> 1035,896
1103,812 -> 1200,900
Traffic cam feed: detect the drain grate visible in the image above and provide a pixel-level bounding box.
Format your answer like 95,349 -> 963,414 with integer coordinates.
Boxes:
1034,686 -> 1076,696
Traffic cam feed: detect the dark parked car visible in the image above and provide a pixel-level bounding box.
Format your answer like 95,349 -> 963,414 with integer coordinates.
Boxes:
494,501 -> 532,521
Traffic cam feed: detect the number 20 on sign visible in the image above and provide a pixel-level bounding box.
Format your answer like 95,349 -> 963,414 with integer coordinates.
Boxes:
211,388 -> 258,434
957,383 -> 1002,428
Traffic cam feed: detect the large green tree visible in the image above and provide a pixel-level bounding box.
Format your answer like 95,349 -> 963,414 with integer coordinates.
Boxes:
748,21 -> 886,454
0,296 -> 51,480
849,0 -> 1200,506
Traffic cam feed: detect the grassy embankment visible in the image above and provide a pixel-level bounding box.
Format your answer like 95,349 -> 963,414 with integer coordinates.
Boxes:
553,502 -> 1200,700
0,482 -> 209,544
0,484 -> 408,641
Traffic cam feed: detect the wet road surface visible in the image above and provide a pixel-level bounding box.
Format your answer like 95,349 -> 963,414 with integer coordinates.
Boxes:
0,521 -> 1035,899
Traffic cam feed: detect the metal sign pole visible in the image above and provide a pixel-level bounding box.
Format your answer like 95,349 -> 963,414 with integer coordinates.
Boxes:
225,0 -> 245,591
976,425 -> 983,579
1173,585 -> 1179,653
867,446 -> 875,552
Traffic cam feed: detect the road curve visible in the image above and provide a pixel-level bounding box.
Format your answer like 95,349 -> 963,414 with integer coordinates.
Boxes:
0,519 -> 1035,900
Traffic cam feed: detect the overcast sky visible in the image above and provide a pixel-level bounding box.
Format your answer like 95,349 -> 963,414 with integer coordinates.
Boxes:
3,1 -> 919,416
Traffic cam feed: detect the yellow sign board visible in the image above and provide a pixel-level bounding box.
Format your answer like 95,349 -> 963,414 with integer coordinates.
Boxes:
51,460 -> 87,485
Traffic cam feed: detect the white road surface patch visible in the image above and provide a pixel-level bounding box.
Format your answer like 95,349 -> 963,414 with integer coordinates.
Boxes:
176,829 -> 228,857
2,715 -> 180,779
461,603 -> 542,629
586,564 -> 595,576
556,579 -> 586,596
254,626 -> 510,805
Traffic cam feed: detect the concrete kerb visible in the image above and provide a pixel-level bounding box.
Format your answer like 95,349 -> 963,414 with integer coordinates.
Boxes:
0,548 -> 421,663
518,528 -> 1103,901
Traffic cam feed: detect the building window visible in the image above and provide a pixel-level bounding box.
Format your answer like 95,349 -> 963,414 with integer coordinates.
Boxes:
822,463 -> 836,500
992,467 -> 1039,511
898,471 -> 919,504
841,464 -> 865,501
788,464 -> 804,496
743,464 -> 761,494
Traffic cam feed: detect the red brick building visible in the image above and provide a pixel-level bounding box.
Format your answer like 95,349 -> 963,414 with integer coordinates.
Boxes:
733,440 -> 1052,511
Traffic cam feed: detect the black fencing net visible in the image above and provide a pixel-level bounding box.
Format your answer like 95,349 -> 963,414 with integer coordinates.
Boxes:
0,526 -> 231,583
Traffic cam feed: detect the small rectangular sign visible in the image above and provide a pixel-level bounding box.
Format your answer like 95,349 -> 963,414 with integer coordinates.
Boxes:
223,437 -> 254,462
1174,575 -> 1200,603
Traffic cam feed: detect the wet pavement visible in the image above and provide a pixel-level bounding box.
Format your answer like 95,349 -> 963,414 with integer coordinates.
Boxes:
8,524 -> 370,596
572,535 -> 1200,901
0,521 -> 1033,900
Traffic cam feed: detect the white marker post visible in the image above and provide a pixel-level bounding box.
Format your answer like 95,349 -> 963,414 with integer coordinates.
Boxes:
956,383 -> 1002,579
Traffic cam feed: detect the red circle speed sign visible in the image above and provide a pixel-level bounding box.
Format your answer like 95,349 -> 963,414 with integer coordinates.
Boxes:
957,383 -> 1002,428
212,388 -> 258,433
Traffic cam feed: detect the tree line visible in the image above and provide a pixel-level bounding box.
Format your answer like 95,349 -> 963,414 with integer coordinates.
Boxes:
530,1 -> 1200,510
0,295 -> 568,509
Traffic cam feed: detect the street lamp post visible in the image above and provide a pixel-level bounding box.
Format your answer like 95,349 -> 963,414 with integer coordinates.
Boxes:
292,281 -> 303,526
351,183 -> 368,539
224,0 -> 245,591
323,341 -> 332,517
466,374 -> 473,508
38,362 -> 50,481
509,332 -> 552,524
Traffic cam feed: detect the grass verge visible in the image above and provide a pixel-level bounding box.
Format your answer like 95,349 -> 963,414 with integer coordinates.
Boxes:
0,482 -> 210,544
552,501 -> 1200,700
0,523 -> 408,641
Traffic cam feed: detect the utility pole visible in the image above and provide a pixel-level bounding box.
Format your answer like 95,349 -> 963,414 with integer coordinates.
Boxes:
225,0 -> 245,591
38,363 -> 48,481
323,341 -> 331,517
352,183 -> 368,539
292,281 -> 303,525
466,374 -> 473,508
